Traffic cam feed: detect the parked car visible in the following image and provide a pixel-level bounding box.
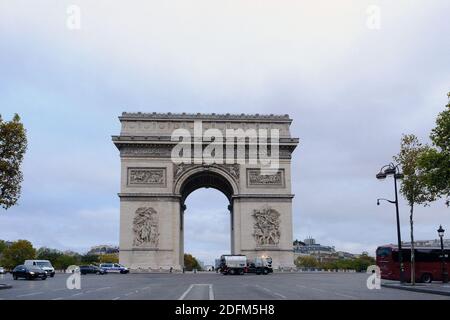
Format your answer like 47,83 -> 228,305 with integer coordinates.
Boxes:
79,265 -> 107,275
99,263 -> 129,274
12,265 -> 47,280
0,266 -> 5,274
24,260 -> 55,277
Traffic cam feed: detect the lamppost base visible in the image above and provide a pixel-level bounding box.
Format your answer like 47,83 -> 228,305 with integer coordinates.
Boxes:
443,272 -> 449,284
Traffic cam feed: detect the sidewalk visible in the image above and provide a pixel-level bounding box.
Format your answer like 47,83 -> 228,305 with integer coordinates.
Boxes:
382,281 -> 450,297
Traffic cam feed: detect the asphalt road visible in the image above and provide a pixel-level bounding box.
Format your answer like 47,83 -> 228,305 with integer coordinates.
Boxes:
0,272 -> 448,300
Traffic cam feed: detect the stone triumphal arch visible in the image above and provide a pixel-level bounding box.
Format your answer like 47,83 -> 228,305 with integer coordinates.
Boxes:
112,113 -> 299,270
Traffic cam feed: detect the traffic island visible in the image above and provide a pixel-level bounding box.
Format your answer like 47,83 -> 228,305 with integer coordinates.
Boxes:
0,284 -> 12,290
382,282 -> 450,297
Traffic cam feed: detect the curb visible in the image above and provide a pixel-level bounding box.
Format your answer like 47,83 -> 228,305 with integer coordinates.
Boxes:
0,284 -> 12,290
382,283 -> 450,297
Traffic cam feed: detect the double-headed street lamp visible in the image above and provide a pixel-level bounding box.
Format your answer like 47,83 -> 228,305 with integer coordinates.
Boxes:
437,225 -> 448,283
376,163 -> 405,284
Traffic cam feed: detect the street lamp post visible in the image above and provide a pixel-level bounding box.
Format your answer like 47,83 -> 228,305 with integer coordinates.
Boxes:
437,225 -> 448,283
376,163 -> 405,284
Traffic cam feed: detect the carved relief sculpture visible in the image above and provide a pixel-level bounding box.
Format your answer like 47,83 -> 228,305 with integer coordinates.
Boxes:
252,206 -> 281,246
247,169 -> 283,186
128,168 -> 165,186
133,207 -> 159,247
173,163 -> 240,182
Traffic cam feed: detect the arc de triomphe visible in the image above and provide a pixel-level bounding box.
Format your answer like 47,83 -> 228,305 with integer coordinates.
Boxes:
112,113 -> 299,270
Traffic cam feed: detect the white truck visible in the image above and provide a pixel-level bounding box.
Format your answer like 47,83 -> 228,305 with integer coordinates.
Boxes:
219,255 -> 247,275
246,256 -> 273,275
24,260 -> 55,277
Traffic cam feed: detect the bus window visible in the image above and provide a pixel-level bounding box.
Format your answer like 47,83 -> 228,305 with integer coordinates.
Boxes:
376,247 -> 391,257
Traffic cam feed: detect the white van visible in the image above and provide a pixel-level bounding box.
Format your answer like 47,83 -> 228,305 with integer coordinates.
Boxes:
24,260 -> 55,277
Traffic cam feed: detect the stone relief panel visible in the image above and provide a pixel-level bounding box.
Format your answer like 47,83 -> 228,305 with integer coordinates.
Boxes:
252,206 -> 281,246
133,207 -> 159,247
247,169 -> 284,187
173,163 -> 240,182
128,168 -> 166,187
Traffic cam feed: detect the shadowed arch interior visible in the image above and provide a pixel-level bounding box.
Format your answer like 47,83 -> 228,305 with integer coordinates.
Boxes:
179,170 -> 234,205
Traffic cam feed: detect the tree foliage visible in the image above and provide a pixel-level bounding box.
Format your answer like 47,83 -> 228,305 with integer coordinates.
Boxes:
36,247 -> 63,262
0,239 -> 36,269
0,240 -> 7,255
184,253 -> 202,271
98,253 -> 119,264
295,256 -> 319,268
296,253 -> 375,272
54,254 -> 79,270
0,114 -> 28,209
80,254 -> 100,265
418,94 -> 450,206
394,134 -> 433,207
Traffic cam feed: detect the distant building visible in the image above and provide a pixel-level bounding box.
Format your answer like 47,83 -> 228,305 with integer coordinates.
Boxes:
293,237 -> 357,262
203,265 -> 215,271
304,237 -> 316,246
87,245 -> 119,255
402,239 -> 450,248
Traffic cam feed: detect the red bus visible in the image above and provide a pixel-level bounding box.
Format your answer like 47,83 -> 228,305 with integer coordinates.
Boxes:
376,244 -> 450,283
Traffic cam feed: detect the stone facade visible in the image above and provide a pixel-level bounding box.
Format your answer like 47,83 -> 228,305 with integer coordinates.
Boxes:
112,112 -> 299,270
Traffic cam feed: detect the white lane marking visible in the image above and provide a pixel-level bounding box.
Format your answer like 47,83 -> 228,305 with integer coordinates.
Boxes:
124,292 -> 134,296
52,297 -> 63,300
52,288 -> 67,292
71,292 -> 83,297
273,292 -> 287,299
16,291 -> 43,297
333,292 -> 357,299
178,284 -> 194,300
255,285 -> 286,299
298,285 -> 357,299
209,284 -> 214,300
112,297 -> 120,300
94,286 -> 111,292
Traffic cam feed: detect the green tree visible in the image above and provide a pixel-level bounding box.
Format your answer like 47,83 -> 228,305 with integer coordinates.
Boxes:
352,253 -> 376,272
54,254 -> 79,271
0,239 -> 35,269
0,114 -> 28,209
419,93 -> 450,206
295,255 -> 319,268
36,247 -> 63,264
0,240 -> 7,255
394,134 -> 433,285
80,254 -> 99,265
98,253 -> 119,264
184,253 -> 202,271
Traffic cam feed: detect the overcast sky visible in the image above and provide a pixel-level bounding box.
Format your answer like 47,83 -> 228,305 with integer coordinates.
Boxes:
0,1 -> 449,265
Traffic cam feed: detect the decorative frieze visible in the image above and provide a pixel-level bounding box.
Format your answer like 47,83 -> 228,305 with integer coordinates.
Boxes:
128,168 -> 166,186
120,145 -> 172,158
247,169 -> 284,187
173,163 -> 240,182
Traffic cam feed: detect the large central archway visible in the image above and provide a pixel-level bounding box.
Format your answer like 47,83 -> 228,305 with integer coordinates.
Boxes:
113,112 -> 299,270
176,167 -> 237,267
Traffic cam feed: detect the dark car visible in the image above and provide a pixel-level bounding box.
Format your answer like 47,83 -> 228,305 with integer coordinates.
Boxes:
79,265 -> 107,275
12,265 -> 47,280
